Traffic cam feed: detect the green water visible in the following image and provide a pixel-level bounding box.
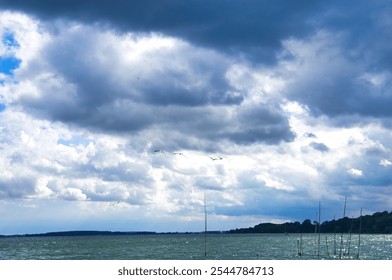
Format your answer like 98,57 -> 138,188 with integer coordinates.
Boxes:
0,233 -> 391,260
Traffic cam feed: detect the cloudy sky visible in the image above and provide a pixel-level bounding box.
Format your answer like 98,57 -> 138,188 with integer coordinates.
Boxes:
1,0 -> 392,234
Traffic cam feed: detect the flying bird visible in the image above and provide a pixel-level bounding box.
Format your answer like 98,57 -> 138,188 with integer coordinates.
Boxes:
209,155 -> 223,161
173,152 -> 186,157
109,201 -> 124,206
154,149 -> 166,154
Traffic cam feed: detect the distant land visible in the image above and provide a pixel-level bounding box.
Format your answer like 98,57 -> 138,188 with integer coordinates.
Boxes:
0,210 -> 391,238
229,210 -> 392,234
0,230 -> 224,238
0,231 -> 158,238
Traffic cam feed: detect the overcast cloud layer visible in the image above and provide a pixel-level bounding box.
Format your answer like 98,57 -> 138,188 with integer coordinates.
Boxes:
1,1 -> 392,234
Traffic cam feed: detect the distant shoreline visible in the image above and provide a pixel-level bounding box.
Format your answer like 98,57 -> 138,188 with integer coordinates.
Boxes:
0,230 -> 390,238
0,230 -> 226,238
1,210 -> 391,237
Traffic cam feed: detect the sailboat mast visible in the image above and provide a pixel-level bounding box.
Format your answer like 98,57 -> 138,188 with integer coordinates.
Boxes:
346,216 -> 354,256
357,208 -> 362,259
333,214 -> 337,255
339,196 -> 347,259
204,192 -> 207,257
317,201 -> 321,258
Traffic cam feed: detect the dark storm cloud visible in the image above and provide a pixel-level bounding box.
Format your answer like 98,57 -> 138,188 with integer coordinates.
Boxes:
288,59 -> 392,120
317,0 -> 392,71
10,22 -> 294,146
148,102 -> 295,147
15,27 -> 227,127
0,0 -> 325,63
281,0 -> 392,122
37,27 -> 239,108
222,104 -> 295,144
3,0 -> 392,121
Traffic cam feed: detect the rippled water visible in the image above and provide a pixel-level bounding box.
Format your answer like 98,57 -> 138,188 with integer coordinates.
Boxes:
0,233 -> 391,260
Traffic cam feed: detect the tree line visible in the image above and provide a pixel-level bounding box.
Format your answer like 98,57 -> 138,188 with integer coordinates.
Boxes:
229,210 -> 392,234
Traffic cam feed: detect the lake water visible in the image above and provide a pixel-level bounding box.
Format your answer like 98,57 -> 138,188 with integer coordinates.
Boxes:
0,233 -> 391,260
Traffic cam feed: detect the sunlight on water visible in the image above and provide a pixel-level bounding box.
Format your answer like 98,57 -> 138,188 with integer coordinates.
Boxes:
0,234 -> 391,260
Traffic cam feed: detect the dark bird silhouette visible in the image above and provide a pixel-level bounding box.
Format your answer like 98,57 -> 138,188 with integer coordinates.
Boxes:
154,149 -> 166,154
209,155 -> 223,161
173,152 -> 186,157
109,201 -> 123,206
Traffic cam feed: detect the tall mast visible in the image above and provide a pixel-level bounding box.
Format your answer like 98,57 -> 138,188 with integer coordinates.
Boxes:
204,192 -> 207,257
339,196 -> 347,259
317,201 -> 321,258
356,208 -> 362,259
346,216 -> 354,256
333,214 -> 337,255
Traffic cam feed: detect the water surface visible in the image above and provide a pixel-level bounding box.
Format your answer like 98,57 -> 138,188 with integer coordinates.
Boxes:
0,233 -> 391,260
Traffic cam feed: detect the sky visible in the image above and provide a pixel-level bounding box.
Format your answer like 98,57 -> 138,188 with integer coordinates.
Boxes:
0,0 -> 392,234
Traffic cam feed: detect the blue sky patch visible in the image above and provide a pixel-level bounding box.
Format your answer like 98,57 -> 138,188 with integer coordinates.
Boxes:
2,32 -> 20,48
58,136 -> 92,147
0,56 -> 21,75
1,32 -> 21,75
0,103 -> 6,112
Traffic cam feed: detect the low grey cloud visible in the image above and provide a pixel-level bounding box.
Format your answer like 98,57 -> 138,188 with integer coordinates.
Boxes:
0,176 -> 37,199
309,142 -> 329,152
221,104 -> 295,145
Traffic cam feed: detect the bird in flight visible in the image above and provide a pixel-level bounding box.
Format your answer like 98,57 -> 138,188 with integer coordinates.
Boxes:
154,149 -> 166,155
173,152 -> 186,157
109,201 -> 124,206
209,155 -> 223,161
